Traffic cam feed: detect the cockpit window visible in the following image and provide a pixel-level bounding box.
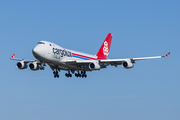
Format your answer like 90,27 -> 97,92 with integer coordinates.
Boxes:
38,42 -> 45,44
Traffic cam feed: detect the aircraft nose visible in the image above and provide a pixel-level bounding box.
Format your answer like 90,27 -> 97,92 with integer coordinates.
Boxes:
32,46 -> 41,56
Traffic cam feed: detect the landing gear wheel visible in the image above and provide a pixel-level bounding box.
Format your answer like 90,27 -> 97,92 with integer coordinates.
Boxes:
57,75 -> 59,78
40,67 -> 45,70
65,70 -> 72,78
70,74 -> 72,77
65,73 -> 68,77
75,73 -> 78,77
53,70 -> 59,78
80,71 -> 87,78
65,73 -> 72,77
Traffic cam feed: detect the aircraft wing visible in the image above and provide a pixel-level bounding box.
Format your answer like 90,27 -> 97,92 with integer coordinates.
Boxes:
99,52 -> 170,66
62,52 -> 170,67
10,54 -> 37,63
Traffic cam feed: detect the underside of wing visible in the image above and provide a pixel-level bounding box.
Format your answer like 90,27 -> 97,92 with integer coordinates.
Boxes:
49,59 -> 107,71
100,52 -> 170,68
50,52 -> 170,71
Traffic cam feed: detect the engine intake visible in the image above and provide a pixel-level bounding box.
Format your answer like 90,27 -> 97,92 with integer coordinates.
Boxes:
16,61 -> 27,69
29,62 -> 39,71
89,62 -> 101,70
122,59 -> 134,69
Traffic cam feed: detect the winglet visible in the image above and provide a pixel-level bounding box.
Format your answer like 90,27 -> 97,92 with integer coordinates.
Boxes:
11,54 -> 15,58
165,52 -> 170,57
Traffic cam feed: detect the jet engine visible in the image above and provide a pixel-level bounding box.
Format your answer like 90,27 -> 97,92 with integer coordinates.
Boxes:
89,61 -> 101,70
29,62 -> 39,71
16,61 -> 27,69
122,59 -> 134,69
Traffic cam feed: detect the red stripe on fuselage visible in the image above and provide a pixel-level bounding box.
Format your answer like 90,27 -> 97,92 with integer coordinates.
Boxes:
72,53 -> 97,60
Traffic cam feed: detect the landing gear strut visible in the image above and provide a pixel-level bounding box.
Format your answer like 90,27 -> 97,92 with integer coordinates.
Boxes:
40,61 -> 45,70
53,70 -> 59,78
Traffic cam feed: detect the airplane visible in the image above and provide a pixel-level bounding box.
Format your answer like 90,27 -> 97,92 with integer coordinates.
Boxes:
10,33 -> 170,78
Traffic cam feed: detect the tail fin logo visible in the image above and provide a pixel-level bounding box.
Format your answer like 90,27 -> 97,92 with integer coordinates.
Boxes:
96,33 -> 112,59
103,41 -> 109,56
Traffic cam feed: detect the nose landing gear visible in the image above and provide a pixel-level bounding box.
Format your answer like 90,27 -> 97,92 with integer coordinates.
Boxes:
40,61 -> 46,70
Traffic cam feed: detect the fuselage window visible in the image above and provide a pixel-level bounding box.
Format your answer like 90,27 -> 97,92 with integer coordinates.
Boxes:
38,42 -> 45,44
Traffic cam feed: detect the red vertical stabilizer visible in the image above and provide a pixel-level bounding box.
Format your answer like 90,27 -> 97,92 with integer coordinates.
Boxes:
96,33 -> 112,59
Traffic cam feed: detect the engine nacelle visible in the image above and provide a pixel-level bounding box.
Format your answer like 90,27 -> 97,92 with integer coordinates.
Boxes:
29,62 -> 39,71
122,59 -> 134,69
16,61 -> 27,69
89,62 -> 101,70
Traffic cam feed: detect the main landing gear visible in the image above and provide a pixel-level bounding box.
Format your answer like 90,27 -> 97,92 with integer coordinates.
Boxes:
65,70 -> 72,77
75,71 -> 87,78
81,71 -> 87,78
53,70 -> 59,78
53,70 -> 87,78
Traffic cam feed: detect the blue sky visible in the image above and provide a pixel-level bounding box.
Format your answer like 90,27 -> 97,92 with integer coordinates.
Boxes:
0,0 -> 180,120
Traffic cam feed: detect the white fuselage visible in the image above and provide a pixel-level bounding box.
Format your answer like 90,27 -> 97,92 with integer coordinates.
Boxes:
32,41 -> 98,70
